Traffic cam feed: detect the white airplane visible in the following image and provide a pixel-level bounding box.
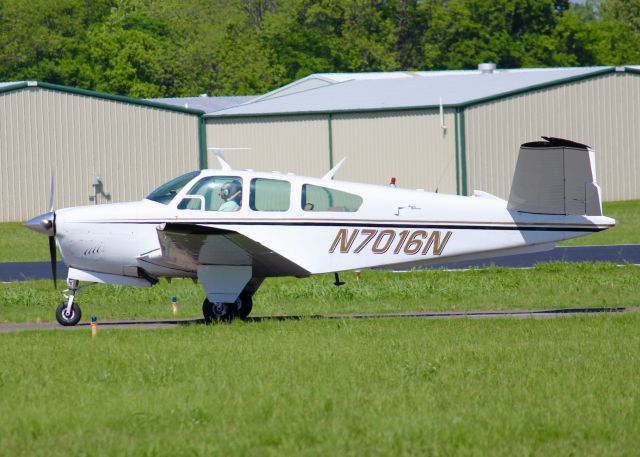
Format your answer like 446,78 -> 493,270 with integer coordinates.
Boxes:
26,137 -> 615,326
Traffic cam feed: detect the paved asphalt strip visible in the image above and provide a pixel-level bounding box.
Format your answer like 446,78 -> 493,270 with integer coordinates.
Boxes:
0,307 -> 636,332
417,244 -> 640,270
1,244 -> 639,282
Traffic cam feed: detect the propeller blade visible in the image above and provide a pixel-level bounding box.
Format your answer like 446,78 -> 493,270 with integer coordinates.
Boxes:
48,235 -> 57,289
48,175 -> 55,213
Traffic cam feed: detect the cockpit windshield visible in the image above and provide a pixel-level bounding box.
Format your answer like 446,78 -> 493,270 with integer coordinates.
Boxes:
146,171 -> 201,205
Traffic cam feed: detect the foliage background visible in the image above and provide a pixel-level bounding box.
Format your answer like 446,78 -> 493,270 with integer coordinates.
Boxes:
0,0 -> 638,97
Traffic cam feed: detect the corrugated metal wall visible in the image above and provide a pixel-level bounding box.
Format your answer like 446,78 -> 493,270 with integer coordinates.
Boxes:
0,87 -> 200,222
464,72 -> 640,201
205,115 -> 329,176
206,110 -> 457,193
332,110 -> 457,192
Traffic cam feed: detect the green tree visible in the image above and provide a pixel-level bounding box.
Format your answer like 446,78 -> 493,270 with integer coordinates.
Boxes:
84,1 -> 179,97
420,0 -> 578,69
0,0 -> 114,86
1,0 -> 638,98
590,0 -> 640,64
261,0 -> 401,81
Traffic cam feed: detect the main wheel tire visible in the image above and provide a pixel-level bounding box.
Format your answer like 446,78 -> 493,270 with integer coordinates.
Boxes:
55,301 -> 82,326
202,299 -> 233,323
202,291 -> 253,323
236,292 -> 253,320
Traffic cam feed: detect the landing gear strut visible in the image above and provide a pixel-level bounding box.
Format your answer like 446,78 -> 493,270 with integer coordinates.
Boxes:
56,279 -> 82,326
202,289 -> 253,324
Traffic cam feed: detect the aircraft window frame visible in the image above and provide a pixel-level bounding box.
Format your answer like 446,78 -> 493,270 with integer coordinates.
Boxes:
146,171 -> 201,205
249,178 -> 291,212
179,176 -> 244,212
301,184 -> 363,212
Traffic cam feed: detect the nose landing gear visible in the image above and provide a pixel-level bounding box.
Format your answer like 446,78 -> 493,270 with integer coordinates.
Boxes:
56,279 -> 82,326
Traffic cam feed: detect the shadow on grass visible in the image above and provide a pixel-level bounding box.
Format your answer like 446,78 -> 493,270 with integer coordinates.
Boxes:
87,306 -> 630,326
0,307 -> 630,333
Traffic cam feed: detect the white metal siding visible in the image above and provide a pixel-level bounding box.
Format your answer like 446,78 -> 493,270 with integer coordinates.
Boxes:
465,72 -> 640,201
205,116 -> 329,176
0,87 -> 199,222
332,110 -> 457,192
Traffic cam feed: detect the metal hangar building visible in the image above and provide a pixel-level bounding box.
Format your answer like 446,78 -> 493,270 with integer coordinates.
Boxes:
0,81 -> 205,222
204,65 -> 640,203
2,65 -> 639,222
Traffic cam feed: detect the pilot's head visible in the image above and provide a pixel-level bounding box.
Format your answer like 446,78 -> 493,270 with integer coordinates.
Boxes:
220,181 -> 242,203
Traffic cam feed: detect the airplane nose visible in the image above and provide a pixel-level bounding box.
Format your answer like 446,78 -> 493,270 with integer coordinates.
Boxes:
25,211 -> 55,236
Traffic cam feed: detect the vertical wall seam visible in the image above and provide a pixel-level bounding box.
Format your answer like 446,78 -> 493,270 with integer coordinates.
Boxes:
454,109 -> 460,195
459,108 -> 468,195
328,113 -> 334,169
198,117 -> 208,169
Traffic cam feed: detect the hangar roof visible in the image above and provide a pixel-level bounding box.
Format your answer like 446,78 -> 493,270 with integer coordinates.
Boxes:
0,81 -> 26,89
148,95 -> 256,112
0,81 -> 205,115
206,66 -> 629,118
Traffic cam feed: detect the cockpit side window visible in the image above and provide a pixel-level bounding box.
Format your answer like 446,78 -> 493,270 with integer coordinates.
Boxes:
301,184 -> 363,212
178,176 -> 243,211
250,178 -> 291,211
146,171 -> 201,205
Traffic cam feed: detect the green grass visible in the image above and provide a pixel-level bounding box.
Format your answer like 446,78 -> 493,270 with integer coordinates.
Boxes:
2,199 -> 638,262
0,222 -> 57,262
0,315 -> 638,456
560,199 -> 640,246
3,206 -> 638,457
1,263 -> 638,323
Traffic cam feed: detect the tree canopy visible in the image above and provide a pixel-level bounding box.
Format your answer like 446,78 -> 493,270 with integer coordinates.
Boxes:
0,0 -> 637,97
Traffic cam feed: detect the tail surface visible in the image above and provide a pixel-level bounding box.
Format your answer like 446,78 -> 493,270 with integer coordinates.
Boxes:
507,137 -> 602,216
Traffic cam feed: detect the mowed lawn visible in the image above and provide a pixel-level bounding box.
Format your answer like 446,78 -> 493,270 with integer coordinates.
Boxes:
1,203 -> 639,456
1,263 -> 639,323
560,199 -> 640,246
0,315 -> 638,456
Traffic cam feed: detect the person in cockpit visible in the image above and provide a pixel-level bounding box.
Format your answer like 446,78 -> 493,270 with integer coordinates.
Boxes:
218,181 -> 242,211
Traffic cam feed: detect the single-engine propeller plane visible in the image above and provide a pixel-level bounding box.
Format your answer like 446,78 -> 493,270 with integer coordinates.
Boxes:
26,137 -> 615,326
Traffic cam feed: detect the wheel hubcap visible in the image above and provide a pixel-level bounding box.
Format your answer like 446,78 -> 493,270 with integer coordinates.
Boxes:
212,302 -> 226,316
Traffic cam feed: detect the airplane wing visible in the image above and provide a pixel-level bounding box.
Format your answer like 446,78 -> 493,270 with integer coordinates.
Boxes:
138,223 -> 310,278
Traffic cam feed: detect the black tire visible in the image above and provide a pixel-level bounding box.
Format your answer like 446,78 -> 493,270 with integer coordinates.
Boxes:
55,301 -> 82,326
202,291 -> 253,323
202,299 -> 233,323
236,291 -> 253,320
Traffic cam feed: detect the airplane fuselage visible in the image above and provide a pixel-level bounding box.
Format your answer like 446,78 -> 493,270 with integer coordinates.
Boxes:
25,137 -> 616,325
52,169 -> 614,283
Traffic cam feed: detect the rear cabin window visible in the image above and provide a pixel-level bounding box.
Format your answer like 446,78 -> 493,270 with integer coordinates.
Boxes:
178,176 -> 243,211
250,178 -> 291,211
301,184 -> 363,212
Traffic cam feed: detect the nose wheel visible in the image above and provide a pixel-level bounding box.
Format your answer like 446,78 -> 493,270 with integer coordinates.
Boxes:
55,301 -> 82,326
56,279 -> 82,326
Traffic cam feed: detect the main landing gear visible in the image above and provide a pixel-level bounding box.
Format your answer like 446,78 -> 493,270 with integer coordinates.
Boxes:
56,279 -> 82,326
202,289 -> 253,323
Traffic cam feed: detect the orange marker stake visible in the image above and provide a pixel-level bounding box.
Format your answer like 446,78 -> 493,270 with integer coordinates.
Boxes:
91,315 -> 97,337
171,296 -> 178,316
